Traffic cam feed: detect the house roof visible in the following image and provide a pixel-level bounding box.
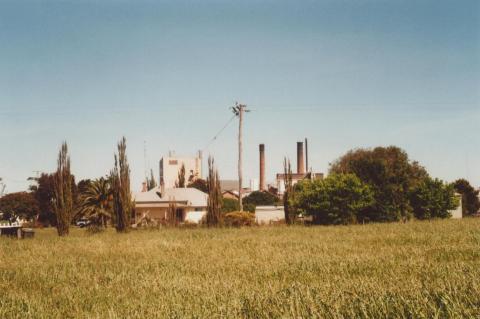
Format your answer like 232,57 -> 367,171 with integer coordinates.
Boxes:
134,187 -> 208,207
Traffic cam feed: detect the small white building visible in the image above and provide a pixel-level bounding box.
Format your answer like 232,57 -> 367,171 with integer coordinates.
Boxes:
255,206 -> 285,224
160,155 -> 202,189
450,193 -> 463,219
276,172 -> 324,195
134,187 -> 208,224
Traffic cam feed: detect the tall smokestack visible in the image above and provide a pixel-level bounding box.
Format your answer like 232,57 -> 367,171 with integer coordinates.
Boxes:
297,141 -> 305,174
259,144 -> 266,191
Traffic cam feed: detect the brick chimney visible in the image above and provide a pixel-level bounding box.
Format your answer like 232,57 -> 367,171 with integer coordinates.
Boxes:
297,141 -> 305,174
259,144 -> 265,191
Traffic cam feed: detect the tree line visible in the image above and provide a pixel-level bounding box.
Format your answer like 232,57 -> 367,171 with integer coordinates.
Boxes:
0,144 -> 478,231
284,146 -> 479,225
0,138 -> 133,236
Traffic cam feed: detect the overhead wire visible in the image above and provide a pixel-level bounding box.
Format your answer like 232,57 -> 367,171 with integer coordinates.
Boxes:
202,114 -> 237,151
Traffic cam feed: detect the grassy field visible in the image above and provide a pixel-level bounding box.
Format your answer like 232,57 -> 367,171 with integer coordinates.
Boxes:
0,219 -> 479,318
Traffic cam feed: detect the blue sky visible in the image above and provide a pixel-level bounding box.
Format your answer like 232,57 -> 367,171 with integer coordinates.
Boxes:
0,0 -> 479,193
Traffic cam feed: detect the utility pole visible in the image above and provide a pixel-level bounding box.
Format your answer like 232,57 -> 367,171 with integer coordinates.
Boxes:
232,102 -> 249,211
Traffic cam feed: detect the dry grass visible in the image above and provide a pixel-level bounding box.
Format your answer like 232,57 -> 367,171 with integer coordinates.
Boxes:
1,219 -> 479,318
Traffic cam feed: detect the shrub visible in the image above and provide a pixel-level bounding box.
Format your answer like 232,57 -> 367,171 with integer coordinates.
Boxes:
329,146 -> 428,222
244,191 -> 279,206
223,211 -> 256,227
410,177 -> 458,219
294,174 -> 374,225
222,198 -> 255,213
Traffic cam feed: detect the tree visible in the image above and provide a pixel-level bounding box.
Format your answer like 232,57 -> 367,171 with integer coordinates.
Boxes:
206,157 -> 222,226
283,158 -> 295,224
29,173 -> 56,225
111,137 -> 133,232
0,192 -> 40,221
453,179 -> 480,216
294,174 -> 374,225
146,169 -> 157,191
244,191 -> 279,207
330,146 -> 429,222
188,178 -> 208,193
222,198 -> 255,214
77,178 -> 112,228
167,198 -> 177,227
410,177 -> 458,220
177,164 -> 186,188
53,142 -> 74,236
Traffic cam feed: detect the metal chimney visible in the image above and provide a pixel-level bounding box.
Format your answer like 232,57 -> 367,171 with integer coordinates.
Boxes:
259,144 -> 266,191
297,141 -> 305,174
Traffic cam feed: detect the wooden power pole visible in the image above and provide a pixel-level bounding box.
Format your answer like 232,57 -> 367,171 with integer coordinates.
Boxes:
232,102 -> 248,211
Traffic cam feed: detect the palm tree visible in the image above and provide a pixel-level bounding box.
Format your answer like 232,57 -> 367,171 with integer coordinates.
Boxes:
77,178 -> 112,228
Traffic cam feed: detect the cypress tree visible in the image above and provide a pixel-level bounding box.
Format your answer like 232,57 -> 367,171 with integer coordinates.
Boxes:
206,157 -> 222,226
53,142 -> 73,236
111,137 -> 132,232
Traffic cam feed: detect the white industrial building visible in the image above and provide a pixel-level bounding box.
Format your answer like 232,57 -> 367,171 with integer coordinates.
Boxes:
159,154 -> 202,189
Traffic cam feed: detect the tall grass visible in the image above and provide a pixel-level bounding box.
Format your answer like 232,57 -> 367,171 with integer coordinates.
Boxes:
0,219 -> 479,318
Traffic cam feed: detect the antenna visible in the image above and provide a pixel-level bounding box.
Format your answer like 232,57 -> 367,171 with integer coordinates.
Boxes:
144,140 -> 148,181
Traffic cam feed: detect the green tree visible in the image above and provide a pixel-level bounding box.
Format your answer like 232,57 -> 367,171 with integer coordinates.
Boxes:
188,178 -> 208,193
0,192 -> 40,221
29,173 -> 56,225
177,164 -> 186,188
294,174 -> 374,225
221,198 -> 255,214
453,179 -> 480,216
206,157 -> 222,226
410,178 -> 458,220
146,169 -> 157,190
330,146 -> 428,222
111,137 -> 133,232
53,142 -> 74,236
283,158 -> 296,224
244,191 -> 279,207
77,178 -> 112,228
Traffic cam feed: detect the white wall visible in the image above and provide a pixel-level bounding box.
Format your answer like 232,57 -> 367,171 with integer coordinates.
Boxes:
255,206 -> 285,224
185,210 -> 206,223
450,195 -> 463,219
160,156 -> 202,188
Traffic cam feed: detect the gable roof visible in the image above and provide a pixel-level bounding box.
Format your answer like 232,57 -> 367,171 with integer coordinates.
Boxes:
134,187 -> 207,207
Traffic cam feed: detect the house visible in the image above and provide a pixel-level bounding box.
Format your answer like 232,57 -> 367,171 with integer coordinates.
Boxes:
134,187 -> 208,224
222,190 -> 239,200
159,153 -> 202,189
220,180 -> 252,199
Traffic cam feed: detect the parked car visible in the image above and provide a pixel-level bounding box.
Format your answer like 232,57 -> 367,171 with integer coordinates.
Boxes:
76,219 -> 90,228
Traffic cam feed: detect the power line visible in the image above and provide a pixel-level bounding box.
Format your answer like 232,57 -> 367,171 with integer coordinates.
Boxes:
202,114 -> 236,151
